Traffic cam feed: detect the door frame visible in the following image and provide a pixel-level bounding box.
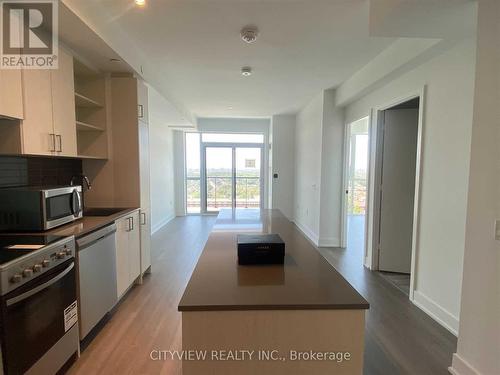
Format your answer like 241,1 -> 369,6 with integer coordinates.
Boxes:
201,142 -> 265,214
367,86 -> 426,301
340,115 -> 371,258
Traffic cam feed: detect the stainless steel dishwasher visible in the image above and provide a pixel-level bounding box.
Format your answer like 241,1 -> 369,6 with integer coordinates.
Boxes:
76,224 -> 118,340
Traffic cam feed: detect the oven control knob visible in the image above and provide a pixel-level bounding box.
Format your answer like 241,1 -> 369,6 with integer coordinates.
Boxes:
10,274 -> 22,283
56,252 -> 66,259
22,269 -> 33,278
64,249 -> 72,256
42,260 -> 50,267
33,264 -> 42,273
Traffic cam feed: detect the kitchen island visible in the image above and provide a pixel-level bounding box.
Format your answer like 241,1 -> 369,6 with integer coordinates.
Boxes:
179,209 -> 369,375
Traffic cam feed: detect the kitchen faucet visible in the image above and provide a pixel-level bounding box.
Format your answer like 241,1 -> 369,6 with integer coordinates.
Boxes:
70,174 -> 92,190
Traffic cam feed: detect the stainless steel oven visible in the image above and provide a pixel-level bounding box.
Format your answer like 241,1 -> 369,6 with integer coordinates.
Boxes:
0,186 -> 83,231
0,235 -> 79,374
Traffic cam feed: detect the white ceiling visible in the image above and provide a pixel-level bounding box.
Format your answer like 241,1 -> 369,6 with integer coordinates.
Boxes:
78,0 -> 396,118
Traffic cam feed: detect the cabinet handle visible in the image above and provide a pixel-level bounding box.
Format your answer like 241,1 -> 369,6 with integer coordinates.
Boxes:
56,135 -> 62,152
49,134 -> 56,152
141,212 -> 146,225
126,217 -> 132,232
138,104 -> 144,119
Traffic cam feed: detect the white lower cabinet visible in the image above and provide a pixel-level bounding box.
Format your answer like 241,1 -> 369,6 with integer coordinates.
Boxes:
139,207 -> 151,274
115,211 -> 141,299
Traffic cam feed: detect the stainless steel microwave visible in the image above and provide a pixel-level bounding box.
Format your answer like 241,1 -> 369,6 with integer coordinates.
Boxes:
0,186 -> 83,231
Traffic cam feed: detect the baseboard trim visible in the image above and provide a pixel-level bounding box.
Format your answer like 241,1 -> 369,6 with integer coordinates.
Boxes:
413,290 -> 459,336
449,353 -> 481,375
151,214 -> 176,235
318,237 -> 340,247
293,220 -> 320,247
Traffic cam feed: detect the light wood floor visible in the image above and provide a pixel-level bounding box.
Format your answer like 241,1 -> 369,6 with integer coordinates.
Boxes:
69,215 -> 456,375
68,216 -> 216,375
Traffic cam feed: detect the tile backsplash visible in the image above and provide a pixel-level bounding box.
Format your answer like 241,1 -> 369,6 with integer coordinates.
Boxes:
0,156 -> 82,188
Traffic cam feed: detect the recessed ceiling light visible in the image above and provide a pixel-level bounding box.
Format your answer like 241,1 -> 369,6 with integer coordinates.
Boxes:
241,67 -> 252,76
241,26 -> 259,44
109,58 -> 121,63
135,0 -> 146,7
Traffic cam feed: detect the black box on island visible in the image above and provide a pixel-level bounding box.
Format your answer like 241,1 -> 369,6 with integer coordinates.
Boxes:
237,234 -> 285,265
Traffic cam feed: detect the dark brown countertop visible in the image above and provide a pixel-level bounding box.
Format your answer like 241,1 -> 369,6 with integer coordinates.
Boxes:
178,209 -> 369,312
49,207 -> 139,238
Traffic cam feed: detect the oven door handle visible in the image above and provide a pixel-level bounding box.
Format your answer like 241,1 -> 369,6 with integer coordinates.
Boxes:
6,262 -> 74,307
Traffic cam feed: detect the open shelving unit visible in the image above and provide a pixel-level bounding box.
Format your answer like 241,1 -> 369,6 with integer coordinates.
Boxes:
73,59 -> 109,159
76,120 -> 104,132
75,92 -> 103,108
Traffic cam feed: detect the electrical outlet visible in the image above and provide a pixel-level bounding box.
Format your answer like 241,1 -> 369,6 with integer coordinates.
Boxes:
495,220 -> 500,241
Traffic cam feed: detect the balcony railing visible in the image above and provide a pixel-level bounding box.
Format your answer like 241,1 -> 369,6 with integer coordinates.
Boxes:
186,176 -> 260,211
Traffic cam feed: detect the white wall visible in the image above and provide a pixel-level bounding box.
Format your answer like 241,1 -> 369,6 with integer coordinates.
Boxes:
148,87 -> 178,233
271,115 -> 295,220
344,38 -> 477,334
319,90 -> 344,246
293,90 -> 345,246
197,118 -> 270,135
294,93 -> 324,243
451,1 -> 500,374
149,117 -> 176,233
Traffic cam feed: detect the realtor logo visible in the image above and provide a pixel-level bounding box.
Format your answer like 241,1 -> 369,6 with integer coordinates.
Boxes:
0,0 -> 58,69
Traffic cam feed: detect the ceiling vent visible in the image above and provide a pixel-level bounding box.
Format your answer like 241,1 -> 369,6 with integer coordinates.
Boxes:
240,26 -> 259,44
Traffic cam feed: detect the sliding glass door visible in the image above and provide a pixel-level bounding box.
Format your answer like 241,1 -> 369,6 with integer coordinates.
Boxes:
235,147 -> 261,209
204,146 -> 233,212
202,144 -> 263,213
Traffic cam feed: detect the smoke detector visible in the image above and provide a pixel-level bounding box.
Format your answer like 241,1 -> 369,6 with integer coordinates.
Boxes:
241,67 -> 252,76
240,26 -> 259,44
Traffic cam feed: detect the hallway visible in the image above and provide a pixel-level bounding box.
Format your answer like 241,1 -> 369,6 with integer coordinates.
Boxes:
70,214 -> 456,375
319,214 -> 456,374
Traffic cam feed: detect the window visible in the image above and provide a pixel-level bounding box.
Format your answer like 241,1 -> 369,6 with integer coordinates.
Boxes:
184,132 -> 265,214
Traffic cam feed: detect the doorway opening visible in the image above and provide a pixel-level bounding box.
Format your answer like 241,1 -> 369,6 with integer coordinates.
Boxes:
185,132 -> 264,214
375,97 -> 420,297
342,117 -> 370,264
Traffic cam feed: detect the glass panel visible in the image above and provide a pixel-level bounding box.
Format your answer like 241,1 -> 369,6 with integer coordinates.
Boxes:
202,133 -> 264,144
235,148 -> 261,209
185,133 -> 201,213
186,178 -> 201,214
186,133 -> 200,177
348,120 -> 369,215
206,147 -> 233,212
46,194 -> 72,220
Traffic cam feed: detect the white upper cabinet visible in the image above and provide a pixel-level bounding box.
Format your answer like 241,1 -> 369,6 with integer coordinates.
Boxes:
0,8 -> 23,121
0,69 -> 23,120
51,48 -> 77,157
21,69 -> 55,155
21,48 -> 78,156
